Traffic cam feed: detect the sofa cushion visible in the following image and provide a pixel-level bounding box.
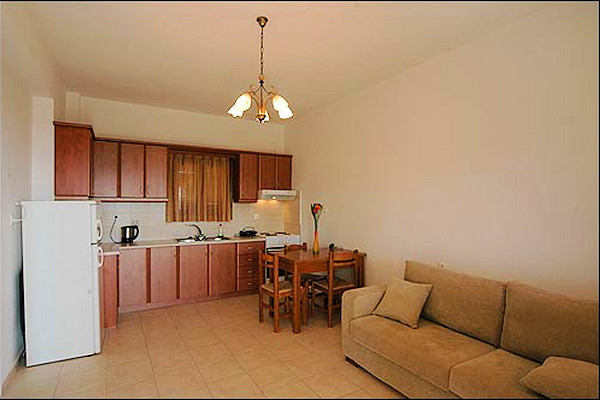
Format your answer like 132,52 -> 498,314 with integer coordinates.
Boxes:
519,356 -> 599,399
404,261 -> 506,346
449,349 -> 543,398
372,277 -> 432,328
501,281 -> 599,364
350,314 -> 494,390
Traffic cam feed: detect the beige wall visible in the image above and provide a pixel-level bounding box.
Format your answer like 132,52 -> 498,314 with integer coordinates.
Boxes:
67,94 -> 285,153
1,3 -> 66,386
285,4 -> 599,299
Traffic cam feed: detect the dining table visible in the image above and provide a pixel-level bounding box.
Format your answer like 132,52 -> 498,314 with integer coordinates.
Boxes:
277,247 -> 366,333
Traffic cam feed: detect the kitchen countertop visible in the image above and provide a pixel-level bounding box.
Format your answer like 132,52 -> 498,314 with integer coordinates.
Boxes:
100,235 -> 266,256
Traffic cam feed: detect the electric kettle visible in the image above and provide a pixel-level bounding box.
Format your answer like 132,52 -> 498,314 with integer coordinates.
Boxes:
121,225 -> 139,243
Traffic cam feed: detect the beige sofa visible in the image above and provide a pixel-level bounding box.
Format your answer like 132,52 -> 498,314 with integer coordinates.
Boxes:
342,261 -> 599,398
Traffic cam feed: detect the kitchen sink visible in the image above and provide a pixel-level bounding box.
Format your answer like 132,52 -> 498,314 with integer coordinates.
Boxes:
205,236 -> 230,241
176,237 -> 204,243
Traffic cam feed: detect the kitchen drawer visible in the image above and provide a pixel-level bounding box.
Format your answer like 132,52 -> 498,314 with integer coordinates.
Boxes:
238,253 -> 259,267
238,242 -> 264,255
238,265 -> 258,279
238,277 -> 259,291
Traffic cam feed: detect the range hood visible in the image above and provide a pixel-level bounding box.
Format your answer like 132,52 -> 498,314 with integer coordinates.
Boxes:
258,189 -> 297,201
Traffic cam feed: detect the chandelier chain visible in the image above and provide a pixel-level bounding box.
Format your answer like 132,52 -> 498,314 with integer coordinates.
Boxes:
260,25 -> 264,78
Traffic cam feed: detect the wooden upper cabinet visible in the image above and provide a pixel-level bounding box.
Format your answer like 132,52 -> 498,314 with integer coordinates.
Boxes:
259,155 -> 277,190
209,243 -> 237,296
93,141 -> 119,197
234,153 -> 259,202
144,145 -> 167,198
120,143 -> 145,198
180,245 -> 209,300
276,156 -> 292,190
54,123 -> 93,197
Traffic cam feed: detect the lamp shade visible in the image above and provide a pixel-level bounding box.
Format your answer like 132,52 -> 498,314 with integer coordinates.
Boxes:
272,95 -> 289,111
228,93 -> 252,117
277,106 -> 293,119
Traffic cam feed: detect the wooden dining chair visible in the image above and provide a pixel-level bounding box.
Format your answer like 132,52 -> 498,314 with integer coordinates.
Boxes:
284,242 -> 326,318
311,249 -> 359,327
258,252 -> 307,332
283,242 -> 307,253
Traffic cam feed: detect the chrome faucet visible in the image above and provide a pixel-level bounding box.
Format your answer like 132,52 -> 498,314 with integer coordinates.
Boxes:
187,224 -> 205,241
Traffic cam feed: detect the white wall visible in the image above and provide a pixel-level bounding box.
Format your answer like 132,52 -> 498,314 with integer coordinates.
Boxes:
66,94 -> 285,153
31,96 -> 55,200
285,4 -> 599,299
0,3 -> 65,387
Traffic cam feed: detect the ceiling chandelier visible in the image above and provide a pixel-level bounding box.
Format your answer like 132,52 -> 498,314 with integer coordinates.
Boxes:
227,16 -> 293,123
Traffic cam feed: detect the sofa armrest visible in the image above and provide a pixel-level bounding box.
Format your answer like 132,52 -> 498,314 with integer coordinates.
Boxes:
342,285 -> 387,324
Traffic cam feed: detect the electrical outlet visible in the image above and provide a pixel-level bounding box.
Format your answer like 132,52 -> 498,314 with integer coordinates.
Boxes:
253,213 -> 259,220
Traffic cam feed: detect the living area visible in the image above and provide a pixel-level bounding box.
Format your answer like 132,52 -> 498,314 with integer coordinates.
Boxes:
1,1 -> 598,399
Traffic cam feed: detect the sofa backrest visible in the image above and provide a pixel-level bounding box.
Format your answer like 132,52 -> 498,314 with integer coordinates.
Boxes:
404,261 -> 506,346
501,281 -> 599,364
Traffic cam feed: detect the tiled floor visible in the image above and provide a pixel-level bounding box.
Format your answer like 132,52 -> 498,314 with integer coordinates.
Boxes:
2,294 -> 405,399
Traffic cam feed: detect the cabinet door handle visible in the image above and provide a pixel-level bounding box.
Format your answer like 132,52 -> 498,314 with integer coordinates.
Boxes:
247,270 -> 253,274
247,258 -> 253,261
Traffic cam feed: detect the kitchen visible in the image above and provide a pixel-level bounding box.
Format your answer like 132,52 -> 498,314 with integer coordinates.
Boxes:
21,116 -> 304,366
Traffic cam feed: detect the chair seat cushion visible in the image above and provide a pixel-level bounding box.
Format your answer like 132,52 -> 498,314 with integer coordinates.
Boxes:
350,315 -> 494,390
313,278 -> 355,291
449,349 -> 543,398
261,281 -> 292,293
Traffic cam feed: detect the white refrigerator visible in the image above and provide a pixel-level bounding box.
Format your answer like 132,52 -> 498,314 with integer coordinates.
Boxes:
21,201 -> 104,366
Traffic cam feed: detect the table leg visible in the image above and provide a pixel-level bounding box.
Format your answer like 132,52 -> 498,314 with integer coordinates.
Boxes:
292,266 -> 301,333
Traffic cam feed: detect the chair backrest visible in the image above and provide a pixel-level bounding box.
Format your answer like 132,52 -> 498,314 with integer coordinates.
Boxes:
259,251 -> 281,292
328,249 -> 359,288
284,242 -> 307,253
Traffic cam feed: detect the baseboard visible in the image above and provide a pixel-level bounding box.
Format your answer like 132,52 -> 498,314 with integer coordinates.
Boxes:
1,347 -> 24,396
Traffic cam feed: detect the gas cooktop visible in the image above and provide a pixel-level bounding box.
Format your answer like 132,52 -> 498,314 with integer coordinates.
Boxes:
260,231 -> 291,236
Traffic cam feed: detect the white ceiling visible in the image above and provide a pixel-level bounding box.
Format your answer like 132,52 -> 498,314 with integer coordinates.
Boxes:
27,1 -> 546,122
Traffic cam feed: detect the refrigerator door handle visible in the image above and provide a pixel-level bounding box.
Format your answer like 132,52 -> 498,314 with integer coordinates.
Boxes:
95,220 -> 103,244
97,247 -> 104,268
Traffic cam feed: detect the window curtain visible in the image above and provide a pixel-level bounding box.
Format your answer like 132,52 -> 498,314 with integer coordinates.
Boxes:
167,152 -> 232,222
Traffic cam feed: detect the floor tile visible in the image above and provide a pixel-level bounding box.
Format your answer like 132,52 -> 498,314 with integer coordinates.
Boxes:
247,362 -> 297,389
262,380 -> 319,399
197,356 -> 245,383
55,368 -> 107,397
155,361 -> 211,398
284,355 -> 332,379
1,375 -> 58,399
207,371 -> 264,399
302,370 -> 360,398
107,357 -> 154,389
107,377 -> 159,398
339,389 -> 373,398
336,363 -> 379,388
362,381 -> 406,399
232,345 -> 278,371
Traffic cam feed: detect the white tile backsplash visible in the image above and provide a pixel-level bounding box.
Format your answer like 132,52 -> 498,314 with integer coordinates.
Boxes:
98,200 -> 296,243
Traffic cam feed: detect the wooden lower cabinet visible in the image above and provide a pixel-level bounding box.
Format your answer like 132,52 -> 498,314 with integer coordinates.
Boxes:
237,241 -> 264,292
102,255 -> 118,328
150,247 -> 177,304
209,243 -> 237,296
113,241 -> 264,313
180,245 -> 209,300
118,249 -> 147,308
